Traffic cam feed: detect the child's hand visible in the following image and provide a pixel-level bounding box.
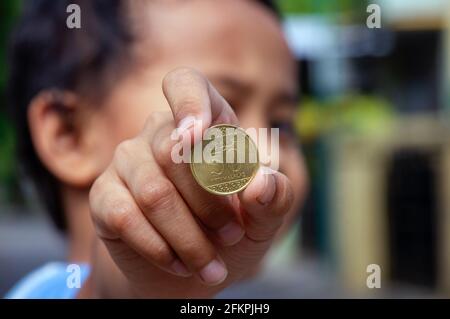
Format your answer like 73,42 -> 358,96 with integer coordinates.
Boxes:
88,68 -> 294,298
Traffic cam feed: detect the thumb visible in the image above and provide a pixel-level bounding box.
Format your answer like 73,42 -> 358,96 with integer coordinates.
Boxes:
162,67 -> 238,133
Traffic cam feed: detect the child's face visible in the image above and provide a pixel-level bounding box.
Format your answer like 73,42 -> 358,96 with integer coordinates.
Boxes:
86,0 -> 307,214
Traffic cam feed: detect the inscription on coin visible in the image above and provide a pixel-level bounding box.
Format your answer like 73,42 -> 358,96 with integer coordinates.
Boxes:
190,124 -> 259,195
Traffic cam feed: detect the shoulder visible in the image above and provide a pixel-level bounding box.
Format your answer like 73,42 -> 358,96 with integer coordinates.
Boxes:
5,262 -> 90,299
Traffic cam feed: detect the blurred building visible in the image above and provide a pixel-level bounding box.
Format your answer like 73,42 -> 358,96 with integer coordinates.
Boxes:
284,0 -> 450,296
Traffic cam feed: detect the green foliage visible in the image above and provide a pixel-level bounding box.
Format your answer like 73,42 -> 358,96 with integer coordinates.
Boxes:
0,1 -> 22,204
276,0 -> 370,23
0,1 -> 22,90
295,94 -> 395,142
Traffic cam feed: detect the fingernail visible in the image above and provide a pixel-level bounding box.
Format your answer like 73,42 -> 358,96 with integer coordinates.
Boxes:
170,259 -> 192,277
177,115 -> 202,135
217,221 -> 245,246
177,116 -> 197,135
199,259 -> 228,286
256,167 -> 276,205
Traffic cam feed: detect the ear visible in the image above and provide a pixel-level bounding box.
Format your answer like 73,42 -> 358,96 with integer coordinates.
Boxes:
28,90 -> 103,188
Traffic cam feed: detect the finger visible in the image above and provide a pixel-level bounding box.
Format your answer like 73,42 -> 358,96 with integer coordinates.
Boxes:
162,67 -> 238,135
113,140 -> 229,286
237,166 -> 294,243
89,170 -> 191,278
151,123 -> 245,246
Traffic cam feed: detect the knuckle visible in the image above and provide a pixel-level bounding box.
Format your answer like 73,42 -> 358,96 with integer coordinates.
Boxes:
179,240 -> 215,269
152,135 -> 176,169
114,139 -> 136,161
89,176 -> 104,206
151,243 -> 173,265
197,203 -> 231,229
179,240 -> 200,261
89,172 -> 112,218
144,111 -> 166,128
107,200 -> 135,234
135,178 -> 175,212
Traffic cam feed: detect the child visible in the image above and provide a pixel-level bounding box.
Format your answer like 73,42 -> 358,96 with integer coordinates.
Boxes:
6,0 -> 307,298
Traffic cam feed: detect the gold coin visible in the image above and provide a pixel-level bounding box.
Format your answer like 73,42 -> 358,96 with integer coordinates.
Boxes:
190,124 -> 259,195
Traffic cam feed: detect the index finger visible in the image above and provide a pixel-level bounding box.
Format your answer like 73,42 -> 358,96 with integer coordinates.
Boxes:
162,67 -> 239,136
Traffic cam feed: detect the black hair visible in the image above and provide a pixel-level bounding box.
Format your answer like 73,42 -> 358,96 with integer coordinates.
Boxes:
7,0 -> 279,231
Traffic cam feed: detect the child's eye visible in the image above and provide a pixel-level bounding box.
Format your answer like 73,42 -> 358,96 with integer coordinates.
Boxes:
270,120 -> 293,132
270,120 -> 295,138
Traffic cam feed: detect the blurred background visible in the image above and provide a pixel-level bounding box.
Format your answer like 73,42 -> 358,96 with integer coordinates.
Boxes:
2,0 -> 450,298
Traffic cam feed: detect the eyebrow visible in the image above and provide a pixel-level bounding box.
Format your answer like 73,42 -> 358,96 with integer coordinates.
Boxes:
209,75 -> 300,106
208,75 -> 253,96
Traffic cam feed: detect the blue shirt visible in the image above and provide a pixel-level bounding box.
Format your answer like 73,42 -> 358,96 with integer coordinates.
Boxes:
5,262 -> 90,299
